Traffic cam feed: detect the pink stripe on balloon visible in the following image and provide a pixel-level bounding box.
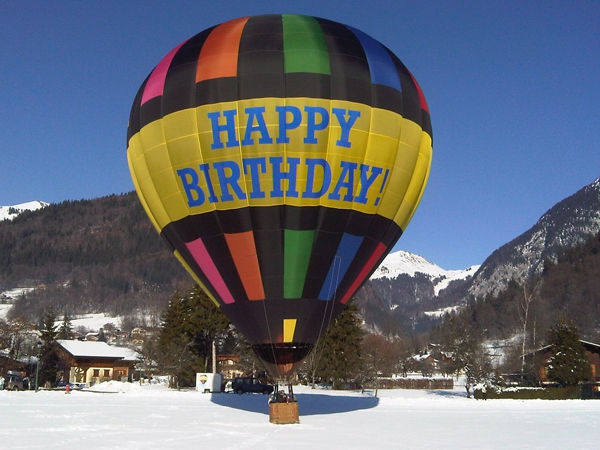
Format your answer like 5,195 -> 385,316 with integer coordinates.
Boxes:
140,40 -> 187,105
186,238 -> 235,304
340,242 -> 387,304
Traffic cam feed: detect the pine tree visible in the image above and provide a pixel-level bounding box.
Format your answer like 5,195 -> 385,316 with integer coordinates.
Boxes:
184,285 -> 231,372
38,307 -> 60,387
157,290 -> 195,388
158,286 -> 231,387
57,312 -> 74,340
314,302 -> 364,389
546,319 -> 592,386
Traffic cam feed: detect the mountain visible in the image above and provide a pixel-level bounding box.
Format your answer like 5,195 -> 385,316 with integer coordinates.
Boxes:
468,178 -> 600,298
0,201 -> 48,221
0,193 -> 189,326
354,177 -> 600,336
371,250 -> 479,296
355,252 -> 478,335
1,177 -> 599,337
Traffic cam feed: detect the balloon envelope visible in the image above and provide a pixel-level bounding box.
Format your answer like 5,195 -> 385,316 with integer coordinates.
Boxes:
127,14 -> 432,378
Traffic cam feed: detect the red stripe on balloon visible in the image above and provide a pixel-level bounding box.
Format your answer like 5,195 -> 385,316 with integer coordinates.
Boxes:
140,40 -> 188,106
196,17 -> 249,82
185,238 -> 235,304
340,242 -> 387,304
408,70 -> 429,114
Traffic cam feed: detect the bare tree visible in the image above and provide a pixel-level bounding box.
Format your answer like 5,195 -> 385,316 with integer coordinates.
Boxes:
361,333 -> 398,396
517,280 -> 540,375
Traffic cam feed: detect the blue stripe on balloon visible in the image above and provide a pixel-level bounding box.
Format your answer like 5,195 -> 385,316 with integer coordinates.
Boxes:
347,25 -> 402,92
318,233 -> 364,300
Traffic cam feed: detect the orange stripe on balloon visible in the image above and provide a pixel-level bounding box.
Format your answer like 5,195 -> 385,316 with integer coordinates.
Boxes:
340,242 -> 387,304
196,17 -> 249,82
225,231 -> 265,300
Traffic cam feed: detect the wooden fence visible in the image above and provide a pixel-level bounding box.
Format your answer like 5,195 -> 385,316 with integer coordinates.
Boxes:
365,378 -> 454,389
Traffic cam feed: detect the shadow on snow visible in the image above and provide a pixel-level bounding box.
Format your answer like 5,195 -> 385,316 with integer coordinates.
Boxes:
210,391 -> 380,416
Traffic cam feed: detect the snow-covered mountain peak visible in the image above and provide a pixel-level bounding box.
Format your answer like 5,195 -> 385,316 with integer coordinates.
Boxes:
0,201 -> 49,221
370,250 -> 480,295
371,250 -> 447,279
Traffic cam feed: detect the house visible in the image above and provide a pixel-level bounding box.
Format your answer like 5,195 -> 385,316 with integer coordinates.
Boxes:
56,340 -> 138,386
532,339 -> 600,383
217,353 -> 244,379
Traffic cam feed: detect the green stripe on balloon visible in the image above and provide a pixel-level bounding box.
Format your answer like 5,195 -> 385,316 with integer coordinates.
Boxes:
284,229 -> 315,298
282,14 -> 330,75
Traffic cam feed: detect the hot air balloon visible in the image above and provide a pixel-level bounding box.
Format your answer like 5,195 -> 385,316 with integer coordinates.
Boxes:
127,14 -> 432,381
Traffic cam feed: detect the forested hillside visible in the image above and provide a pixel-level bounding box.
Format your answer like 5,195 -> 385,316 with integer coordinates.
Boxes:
0,193 -> 191,324
440,231 -> 600,345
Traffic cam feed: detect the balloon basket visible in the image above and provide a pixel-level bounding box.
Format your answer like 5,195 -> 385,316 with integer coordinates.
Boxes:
269,401 -> 299,424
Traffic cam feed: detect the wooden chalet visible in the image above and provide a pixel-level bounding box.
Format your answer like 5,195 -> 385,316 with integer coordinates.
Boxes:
56,340 -> 137,386
217,353 -> 244,379
533,339 -> 600,383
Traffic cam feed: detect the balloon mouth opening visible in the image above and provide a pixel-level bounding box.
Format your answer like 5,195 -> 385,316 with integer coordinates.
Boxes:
253,343 -> 314,379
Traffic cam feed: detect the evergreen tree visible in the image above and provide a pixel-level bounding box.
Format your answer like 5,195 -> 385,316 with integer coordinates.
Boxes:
97,327 -> 107,342
313,302 -> 364,389
158,286 -> 231,388
546,319 -> 592,386
184,285 -> 231,371
57,311 -> 74,340
38,307 -> 60,387
157,290 -> 196,388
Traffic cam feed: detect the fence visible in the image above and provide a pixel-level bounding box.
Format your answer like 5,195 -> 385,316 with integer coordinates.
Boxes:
365,377 -> 454,389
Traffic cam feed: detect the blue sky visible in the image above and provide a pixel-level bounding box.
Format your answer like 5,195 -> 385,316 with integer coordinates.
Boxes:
2,1 -> 599,270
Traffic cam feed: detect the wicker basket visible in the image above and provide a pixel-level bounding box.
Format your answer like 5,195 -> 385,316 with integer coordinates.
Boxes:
269,401 -> 299,424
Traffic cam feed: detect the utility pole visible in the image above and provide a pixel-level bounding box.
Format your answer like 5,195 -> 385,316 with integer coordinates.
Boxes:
34,346 -> 41,392
212,339 -> 217,374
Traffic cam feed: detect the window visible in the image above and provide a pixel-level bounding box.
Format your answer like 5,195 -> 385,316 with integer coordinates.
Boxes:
93,369 -> 100,377
104,369 -> 111,377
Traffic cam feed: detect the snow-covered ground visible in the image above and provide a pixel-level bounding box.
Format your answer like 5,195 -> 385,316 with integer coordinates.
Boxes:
0,382 -> 597,449
69,313 -> 122,331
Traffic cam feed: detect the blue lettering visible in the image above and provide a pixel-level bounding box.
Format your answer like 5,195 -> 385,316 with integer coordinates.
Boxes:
355,164 -> 383,204
213,161 -> 247,202
275,106 -> 302,144
303,158 -> 331,198
270,156 -> 300,198
208,110 -> 239,149
243,157 -> 267,199
332,108 -> 361,148
198,163 -> 218,203
304,106 -> 329,144
176,168 -> 205,207
241,107 -> 273,146
328,161 -> 357,202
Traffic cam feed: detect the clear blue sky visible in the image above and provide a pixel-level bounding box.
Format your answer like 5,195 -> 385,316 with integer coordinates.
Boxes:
2,1 -> 599,269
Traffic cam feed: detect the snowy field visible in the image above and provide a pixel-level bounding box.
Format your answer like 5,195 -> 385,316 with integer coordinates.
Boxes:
0,382 -> 598,449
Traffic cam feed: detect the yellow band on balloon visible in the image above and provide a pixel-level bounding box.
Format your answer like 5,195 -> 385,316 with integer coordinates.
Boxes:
127,97 -> 432,233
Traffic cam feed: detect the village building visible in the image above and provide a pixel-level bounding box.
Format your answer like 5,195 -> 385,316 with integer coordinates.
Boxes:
217,353 -> 244,379
532,339 -> 600,383
56,340 -> 138,386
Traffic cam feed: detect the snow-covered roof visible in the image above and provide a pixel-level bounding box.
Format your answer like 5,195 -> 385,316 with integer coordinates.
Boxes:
57,340 -> 138,360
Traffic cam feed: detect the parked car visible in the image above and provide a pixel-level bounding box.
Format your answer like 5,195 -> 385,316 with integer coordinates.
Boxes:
231,377 -> 274,395
4,371 -> 25,391
56,381 -> 87,390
